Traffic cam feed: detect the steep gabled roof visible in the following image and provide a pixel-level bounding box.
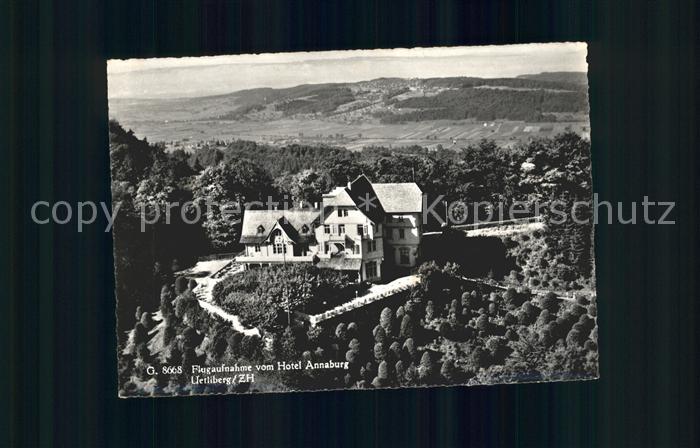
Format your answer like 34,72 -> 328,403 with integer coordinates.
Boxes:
347,174 -> 385,223
240,209 -> 320,244
322,187 -> 356,207
371,182 -> 423,213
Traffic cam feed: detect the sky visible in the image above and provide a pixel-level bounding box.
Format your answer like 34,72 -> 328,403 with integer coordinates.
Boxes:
107,42 -> 587,99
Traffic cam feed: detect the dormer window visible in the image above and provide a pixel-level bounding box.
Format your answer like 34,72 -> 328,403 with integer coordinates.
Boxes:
301,224 -> 309,233
257,225 -> 265,234
338,209 -> 348,217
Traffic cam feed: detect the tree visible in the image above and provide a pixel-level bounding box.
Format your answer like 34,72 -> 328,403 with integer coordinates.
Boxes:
191,160 -> 273,250
281,326 -> 298,358
504,287 -> 520,307
133,176 -> 179,222
504,312 -> 517,326
377,361 -> 390,381
566,329 -> 584,347
131,322 -> 148,352
395,360 -> 406,381
373,326 -> 387,344
346,350 -> 358,365
467,346 -> 488,371
160,285 -> 175,317
380,307 -> 394,336
226,332 -> 243,358
476,315 -> 490,332
404,364 -> 419,385
519,302 -> 539,325
389,342 -> 402,363
486,337 -> 510,364
374,342 -> 387,362
287,169 -> 331,204
134,306 -> 143,322
348,338 -> 361,354
425,301 -> 435,321
139,312 -> 154,330
399,314 -> 415,338
539,292 -> 560,313
536,310 -> 552,328
335,323 -> 348,341
240,335 -> 262,361
440,359 -> 457,382
403,338 -> 417,361
109,120 -> 162,185
418,352 -> 434,382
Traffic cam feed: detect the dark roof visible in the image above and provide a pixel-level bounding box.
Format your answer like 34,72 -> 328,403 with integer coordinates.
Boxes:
240,209 -> 320,244
347,174 -> 385,222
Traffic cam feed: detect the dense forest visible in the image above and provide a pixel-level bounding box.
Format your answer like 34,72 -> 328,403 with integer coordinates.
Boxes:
110,119 -> 596,396
379,87 -> 588,122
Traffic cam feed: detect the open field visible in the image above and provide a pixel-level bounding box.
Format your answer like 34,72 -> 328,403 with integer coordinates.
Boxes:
116,118 -> 590,151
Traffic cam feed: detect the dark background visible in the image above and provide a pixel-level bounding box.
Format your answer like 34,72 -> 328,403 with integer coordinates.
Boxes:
1,0 -> 697,446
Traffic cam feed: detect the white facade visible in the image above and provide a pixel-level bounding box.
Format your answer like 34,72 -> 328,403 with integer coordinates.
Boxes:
238,177 -> 422,282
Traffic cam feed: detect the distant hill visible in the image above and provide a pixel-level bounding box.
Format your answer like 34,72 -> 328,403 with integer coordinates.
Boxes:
518,71 -> 588,85
109,73 -> 589,125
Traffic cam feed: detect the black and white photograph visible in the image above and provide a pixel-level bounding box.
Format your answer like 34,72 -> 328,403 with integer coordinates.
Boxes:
108,43 -> 597,397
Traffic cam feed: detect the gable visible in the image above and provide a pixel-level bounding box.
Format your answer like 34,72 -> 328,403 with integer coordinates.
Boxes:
240,209 -> 320,244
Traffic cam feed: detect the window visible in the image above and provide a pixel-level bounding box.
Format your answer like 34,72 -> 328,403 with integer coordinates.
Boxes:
254,244 -> 261,253
295,244 -> 308,257
357,224 -> 364,236
366,261 -> 377,279
272,229 -> 286,254
301,224 -> 309,233
398,229 -> 405,240
338,209 -> 348,217
324,242 -> 330,254
400,247 -> 410,265
368,240 -> 377,252
338,224 -> 345,235
324,225 -> 331,234
256,225 -> 265,234
353,244 -> 360,254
